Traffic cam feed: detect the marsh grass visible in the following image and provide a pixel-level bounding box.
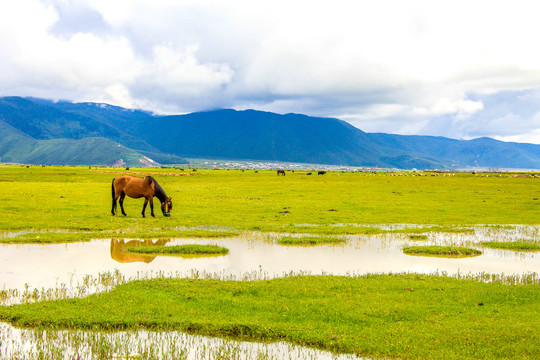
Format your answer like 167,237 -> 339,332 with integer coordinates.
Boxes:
403,245 -> 482,257
2,269 -> 538,307
481,241 -> 540,251
1,273 -> 538,360
408,234 -> 428,240
0,322 -> 360,360
1,166 -> 539,241
277,236 -> 347,245
127,244 -> 229,256
2,166 -> 540,359
0,228 -> 240,244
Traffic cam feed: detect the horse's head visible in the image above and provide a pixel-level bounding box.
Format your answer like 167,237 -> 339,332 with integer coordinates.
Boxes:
161,197 -> 172,217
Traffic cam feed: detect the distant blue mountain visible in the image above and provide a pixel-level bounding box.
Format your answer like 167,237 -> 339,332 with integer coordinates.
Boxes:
1,96 -> 540,169
0,97 -> 184,166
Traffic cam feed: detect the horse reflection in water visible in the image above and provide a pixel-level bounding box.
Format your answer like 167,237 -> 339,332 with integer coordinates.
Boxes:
110,238 -> 170,264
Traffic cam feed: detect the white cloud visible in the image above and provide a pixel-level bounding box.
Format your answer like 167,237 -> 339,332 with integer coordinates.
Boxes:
495,129 -> 540,144
2,0 -> 540,143
102,83 -> 134,109
138,45 -> 233,97
419,98 -> 484,117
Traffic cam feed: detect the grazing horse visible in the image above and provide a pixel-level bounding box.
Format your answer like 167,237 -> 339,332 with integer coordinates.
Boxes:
111,175 -> 172,218
277,170 -> 286,176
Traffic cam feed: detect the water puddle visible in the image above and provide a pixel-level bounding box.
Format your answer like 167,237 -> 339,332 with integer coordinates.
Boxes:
1,226 -> 538,359
1,227 -> 539,290
0,322 -> 364,360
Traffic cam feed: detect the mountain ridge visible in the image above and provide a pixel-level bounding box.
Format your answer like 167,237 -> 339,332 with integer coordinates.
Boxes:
1,96 -> 540,169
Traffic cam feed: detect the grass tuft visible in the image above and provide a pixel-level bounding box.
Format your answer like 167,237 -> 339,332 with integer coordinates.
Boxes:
127,244 -> 229,256
277,236 -> 346,245
408,234 -> 428,240
403,245 -> 482,257
1,229 -> 239,244
481,241 -> 540,251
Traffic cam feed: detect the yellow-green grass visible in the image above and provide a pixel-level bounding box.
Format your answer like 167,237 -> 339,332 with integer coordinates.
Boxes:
1,165 -> 539,242
0,229 -> 239,244
126,244 -> 229,256
403,246 -> 482,257
277,236 -> 346,245
408,234 -> 428,240
1,274 -> 538,360
481,241 -> 540,251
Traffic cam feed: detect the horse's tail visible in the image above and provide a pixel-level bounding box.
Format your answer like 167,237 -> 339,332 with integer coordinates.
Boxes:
111,178 -> 117,212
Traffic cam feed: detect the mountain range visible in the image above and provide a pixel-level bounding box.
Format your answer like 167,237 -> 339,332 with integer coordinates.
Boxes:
1,96 -> 540,170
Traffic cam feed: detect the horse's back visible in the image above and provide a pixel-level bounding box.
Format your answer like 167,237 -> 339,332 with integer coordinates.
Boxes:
115,175 -> 155,198
114,174 -> 147,186
113,175 -> 128,188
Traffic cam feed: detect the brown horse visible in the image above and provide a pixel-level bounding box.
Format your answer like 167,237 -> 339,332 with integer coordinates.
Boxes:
277,170 -> 286,176
111,175 -> 172,217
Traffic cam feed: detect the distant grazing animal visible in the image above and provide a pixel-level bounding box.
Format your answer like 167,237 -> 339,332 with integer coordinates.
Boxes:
306,172 -> 312,175
277,170 -> 286,176
111,175 -> 172,218
318,171 -> 326,175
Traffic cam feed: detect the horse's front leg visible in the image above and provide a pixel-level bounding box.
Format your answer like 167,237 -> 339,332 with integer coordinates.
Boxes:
119,193 -> 127,216
142,198 -> 148,218
149,198 -> 155,218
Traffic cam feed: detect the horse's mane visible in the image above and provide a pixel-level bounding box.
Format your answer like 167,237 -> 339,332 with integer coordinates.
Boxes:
148,176 -> 168,203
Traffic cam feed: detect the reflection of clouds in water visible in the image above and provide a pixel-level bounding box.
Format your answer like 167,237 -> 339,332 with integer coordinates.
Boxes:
1,226 -> 537,360
0,226 -> 538,291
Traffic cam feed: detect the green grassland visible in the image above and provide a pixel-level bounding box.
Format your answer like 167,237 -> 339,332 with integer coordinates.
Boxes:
1,274 -> 538,360
1,165 -> 540,359
0,165 -> 539,241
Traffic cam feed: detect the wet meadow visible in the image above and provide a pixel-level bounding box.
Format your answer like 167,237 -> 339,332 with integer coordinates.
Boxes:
0,165 -> 539,359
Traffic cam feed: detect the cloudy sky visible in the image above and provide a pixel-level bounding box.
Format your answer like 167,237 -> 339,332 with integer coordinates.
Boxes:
2,0 -> 540,144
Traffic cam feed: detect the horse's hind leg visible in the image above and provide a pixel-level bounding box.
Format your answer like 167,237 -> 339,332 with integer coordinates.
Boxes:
111,195 -> 117,216
111,180 -> 118,215
119,193 -> 127,216
141,198 -> 148,218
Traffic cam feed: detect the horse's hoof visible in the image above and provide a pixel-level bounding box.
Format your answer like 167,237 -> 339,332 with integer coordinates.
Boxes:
123,214 -> 127,217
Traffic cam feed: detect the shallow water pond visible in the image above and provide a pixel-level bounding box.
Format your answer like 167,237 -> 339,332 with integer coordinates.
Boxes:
1,227 -> 539,290
0,322 -> 364,360
1,226 -> 539,359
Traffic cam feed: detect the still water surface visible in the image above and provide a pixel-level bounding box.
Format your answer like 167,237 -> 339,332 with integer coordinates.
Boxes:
1,227 -> 538,359
1,227 -> 539,290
